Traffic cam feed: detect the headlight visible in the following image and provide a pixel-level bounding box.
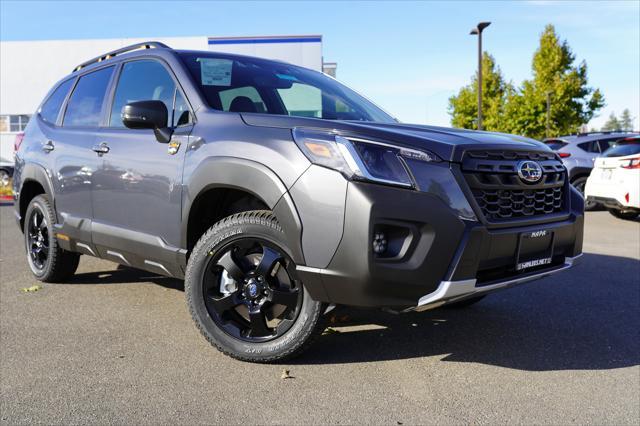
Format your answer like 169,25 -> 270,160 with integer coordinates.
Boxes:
293,128 -> 441,188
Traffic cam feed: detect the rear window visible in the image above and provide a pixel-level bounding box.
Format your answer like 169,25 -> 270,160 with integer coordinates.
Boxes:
544,140 -> 568,150
63,66 -> 114,127
39,79 -> 74,124
604,142 -> 640,157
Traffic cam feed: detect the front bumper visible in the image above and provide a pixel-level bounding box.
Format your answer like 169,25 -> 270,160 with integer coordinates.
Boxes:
411,253 -> 582,312
297,179 -> 584,310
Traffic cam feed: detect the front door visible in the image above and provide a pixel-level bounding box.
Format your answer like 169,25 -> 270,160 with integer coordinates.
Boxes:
91,59 -> 193,275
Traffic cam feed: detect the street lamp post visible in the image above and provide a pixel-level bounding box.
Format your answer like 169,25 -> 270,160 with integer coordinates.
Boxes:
546,91 -> 552,138
470,21 -> 491,131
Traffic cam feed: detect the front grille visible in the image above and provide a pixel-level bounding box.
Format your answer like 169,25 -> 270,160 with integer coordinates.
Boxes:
462,149 -> 567,222
473,187 -> 563,220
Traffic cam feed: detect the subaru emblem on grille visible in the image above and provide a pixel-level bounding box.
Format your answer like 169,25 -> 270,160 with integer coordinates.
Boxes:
517,160 -> 543,183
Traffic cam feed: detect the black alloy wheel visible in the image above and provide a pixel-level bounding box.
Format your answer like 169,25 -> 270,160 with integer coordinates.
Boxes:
23,195 -> 80,282
185,210 -> 324,362
203,238 -> 303,342
26,206 -> 49,270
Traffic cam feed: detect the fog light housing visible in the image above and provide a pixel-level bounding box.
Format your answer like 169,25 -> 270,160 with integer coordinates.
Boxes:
372,232 -> 388,254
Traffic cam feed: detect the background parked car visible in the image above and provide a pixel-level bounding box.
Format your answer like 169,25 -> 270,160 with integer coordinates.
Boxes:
585,135 -> 640,220
544,131 -> 639,210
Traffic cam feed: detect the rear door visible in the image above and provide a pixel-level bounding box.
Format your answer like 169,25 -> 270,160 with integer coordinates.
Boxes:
91,59 -> 193,274
50,66 -> 115,246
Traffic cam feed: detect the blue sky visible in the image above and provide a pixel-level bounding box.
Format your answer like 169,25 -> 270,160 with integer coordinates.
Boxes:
1,0 -> 638,130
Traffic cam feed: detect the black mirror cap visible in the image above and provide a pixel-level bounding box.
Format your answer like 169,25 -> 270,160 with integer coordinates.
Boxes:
122,100 -> 168,130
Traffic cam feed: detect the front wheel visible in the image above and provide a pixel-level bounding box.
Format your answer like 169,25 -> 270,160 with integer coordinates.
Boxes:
185,211 -> 324,363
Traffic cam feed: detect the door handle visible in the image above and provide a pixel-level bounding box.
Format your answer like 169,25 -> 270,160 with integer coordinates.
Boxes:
42,140 -> 55,152
92,142 -> 110,156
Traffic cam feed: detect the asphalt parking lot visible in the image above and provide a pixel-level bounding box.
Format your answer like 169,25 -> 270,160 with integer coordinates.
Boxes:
1,204 -> 638,425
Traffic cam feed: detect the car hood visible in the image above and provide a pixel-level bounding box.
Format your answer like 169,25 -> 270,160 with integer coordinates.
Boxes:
240,114 -> 549,162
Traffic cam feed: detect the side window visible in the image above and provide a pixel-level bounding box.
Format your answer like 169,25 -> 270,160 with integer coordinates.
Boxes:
277,83 -> 322,118
109,60 -> 176,127
597,139 -> 617,153
173,90 -> 191,127
219,86 -> 266,113
40,79 -> 74,124
577,141 -> 599,153
63,67 -> 114,127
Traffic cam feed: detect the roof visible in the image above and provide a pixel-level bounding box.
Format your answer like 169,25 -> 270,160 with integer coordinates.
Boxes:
545,131 -> 639,143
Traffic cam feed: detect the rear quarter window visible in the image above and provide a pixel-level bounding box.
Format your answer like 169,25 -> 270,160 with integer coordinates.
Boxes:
39,79 -> 74,124
577,141 -> 599,153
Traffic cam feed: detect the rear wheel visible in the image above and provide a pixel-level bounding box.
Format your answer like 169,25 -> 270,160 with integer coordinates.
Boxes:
571,176 -> 597,211
608,209 -> 639,220
23,195 -> 80,282
185,211 -> 324,363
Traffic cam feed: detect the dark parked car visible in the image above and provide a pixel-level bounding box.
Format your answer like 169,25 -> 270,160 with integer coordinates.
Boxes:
13,42 -> 584,362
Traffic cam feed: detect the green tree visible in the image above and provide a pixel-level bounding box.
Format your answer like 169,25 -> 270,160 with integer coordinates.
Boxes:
601,112 -> 621,131
504,25 -> 604,139
448,53 -> 513,131
619,108 -> 635,131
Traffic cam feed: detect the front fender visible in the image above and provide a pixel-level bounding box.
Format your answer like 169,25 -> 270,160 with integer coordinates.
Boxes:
181,156 -> 305,264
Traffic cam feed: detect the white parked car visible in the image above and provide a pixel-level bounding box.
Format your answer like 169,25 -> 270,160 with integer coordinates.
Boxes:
585,136 -> 640,220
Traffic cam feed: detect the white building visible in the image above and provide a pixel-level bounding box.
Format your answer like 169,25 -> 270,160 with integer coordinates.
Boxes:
0,35 -> 335,161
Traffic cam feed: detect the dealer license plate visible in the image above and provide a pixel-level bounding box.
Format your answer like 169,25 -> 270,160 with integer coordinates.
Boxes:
516,230 -> 555,272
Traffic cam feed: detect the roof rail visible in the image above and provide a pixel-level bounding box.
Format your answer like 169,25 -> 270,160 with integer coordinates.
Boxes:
575,130 -> 635,137
72,41 -> 171,73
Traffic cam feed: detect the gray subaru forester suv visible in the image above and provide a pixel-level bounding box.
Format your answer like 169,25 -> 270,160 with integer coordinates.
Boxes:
14,42 -> 584,362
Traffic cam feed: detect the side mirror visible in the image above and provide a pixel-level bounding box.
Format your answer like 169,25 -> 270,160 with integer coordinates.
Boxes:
122,100 -> 173,143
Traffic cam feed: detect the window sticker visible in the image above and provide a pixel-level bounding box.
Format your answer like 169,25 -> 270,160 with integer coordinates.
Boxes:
197,58 -> 233,86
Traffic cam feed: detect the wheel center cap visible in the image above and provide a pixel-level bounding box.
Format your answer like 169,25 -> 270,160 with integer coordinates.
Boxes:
245,279 -> 261,299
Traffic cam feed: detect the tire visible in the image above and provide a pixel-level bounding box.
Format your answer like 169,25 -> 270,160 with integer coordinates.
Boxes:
23,195 -> 80,282
444,295 -> 486,309
608,209 -> 639,220
0,169 -> 10,187
571,176 -> 597,211
185,210 -> 324,363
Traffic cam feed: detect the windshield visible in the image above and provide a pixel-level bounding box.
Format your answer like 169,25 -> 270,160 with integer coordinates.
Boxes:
179,52 -> 395,123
